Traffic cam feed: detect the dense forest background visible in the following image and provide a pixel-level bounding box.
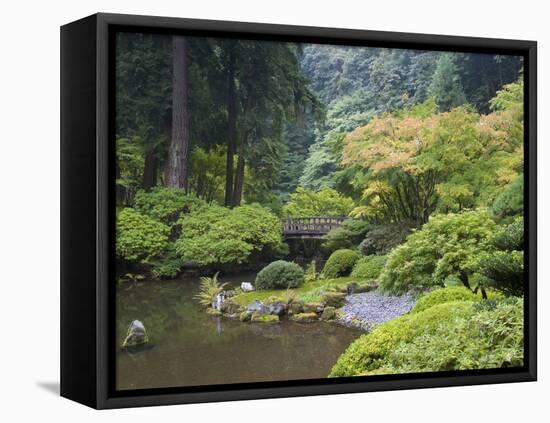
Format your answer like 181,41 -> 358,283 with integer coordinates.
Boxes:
116,33 -> 522,210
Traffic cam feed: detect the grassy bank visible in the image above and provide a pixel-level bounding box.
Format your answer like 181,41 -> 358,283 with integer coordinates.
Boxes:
231,276 -> 373,307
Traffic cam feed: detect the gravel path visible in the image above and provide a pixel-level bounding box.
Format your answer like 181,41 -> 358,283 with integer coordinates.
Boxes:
339,292 -> 416,331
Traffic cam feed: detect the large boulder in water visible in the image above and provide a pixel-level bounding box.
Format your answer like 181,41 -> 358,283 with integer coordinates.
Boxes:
122,320 -> 149,348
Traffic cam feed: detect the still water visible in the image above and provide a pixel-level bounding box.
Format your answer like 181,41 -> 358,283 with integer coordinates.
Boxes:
116,274 -> 361,390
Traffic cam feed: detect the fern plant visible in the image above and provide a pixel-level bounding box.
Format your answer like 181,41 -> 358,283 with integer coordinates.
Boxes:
194,272 -> 228,307
282,288 -> 297,305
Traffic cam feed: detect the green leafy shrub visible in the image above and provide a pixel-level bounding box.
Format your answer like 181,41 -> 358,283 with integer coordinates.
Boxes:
331,296 -> 523,377
351,255 -> 386,279
492,216 -> 524,251
115,137 -> 144,204
283,187 -> 354,218
305,260 -> 318,283
474,217 -> 524,296
188,146 -> 226,204
379,210 -> 497,294
412,287 -> 480,313
255,260 -> 305,290
116,208 -> 170,263
323,249 -> 360,278
359,222 -> 412,255
475,251 -> 524,296
367,298 -> 524,375
492,174 -> 523,219
151,256 -> 184,279
175,204 -> 284,266
323,219 -> 371,255
134,187 -> 206,225
330,301 -> 474,377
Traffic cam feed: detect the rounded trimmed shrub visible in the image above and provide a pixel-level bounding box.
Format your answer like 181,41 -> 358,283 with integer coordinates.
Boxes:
351,255 -> 386,279
323,249 -> 360,279
322,219 -> 371,256
412,287 -> 480,314
255,260 -> 305,290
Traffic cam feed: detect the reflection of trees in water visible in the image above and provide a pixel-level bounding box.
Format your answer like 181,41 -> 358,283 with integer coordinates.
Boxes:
117,278 -> 361,379
116,279 -> 363,388
117,279 -> 266,348
117,282 -> 180,345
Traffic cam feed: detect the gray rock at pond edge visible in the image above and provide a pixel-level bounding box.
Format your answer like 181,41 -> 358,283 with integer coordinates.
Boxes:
321,306 -> 337,321
212,292 -> 226,310
267,302 -> 286,317
322,292 -> 346,308
241,282 -> 255,292
122,320 -> 149,348
247,300 -> 267,314
219,300 -> 241,315
239,310 -> 252,322
288,301 -> 304,315
346,282 -> 359,294
303,302 -> 325,314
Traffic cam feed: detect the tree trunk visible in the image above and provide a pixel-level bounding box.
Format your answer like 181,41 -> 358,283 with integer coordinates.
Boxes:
232,154 -> 245,206
481,287 -> 488,300
165,36 -> 190,190
142,149 -> 158,190
459,270 -> 472,291
224,48 -> 237,206
115,163 -> 126,206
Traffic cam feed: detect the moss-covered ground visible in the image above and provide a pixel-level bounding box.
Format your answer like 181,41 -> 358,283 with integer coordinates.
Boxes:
231,276 -> 371,306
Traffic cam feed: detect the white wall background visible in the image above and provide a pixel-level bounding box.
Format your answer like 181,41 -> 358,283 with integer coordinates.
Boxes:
0,0 -> 546,420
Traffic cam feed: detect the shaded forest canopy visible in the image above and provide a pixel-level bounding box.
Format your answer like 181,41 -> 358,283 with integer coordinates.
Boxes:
115,32 -> 522,210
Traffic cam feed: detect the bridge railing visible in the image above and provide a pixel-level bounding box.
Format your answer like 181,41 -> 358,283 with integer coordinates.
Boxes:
282,216 -> 346,235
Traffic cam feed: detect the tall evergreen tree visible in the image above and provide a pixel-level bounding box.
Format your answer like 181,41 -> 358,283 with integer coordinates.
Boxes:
115,32 -> 171,199
429,53 -> 467,112
165,36 -> 190,190
221,41 -> 320,206
224,42 -> 238,206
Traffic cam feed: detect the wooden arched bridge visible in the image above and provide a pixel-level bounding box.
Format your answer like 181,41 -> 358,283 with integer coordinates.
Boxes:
282,217 -> 346,239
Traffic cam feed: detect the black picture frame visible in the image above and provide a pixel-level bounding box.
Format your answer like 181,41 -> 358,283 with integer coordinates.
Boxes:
60,12 -> 537,409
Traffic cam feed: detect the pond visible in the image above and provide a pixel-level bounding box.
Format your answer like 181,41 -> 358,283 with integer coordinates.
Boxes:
116,274 -> 362,390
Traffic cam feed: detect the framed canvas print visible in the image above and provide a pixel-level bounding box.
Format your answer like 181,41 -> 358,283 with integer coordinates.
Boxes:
60,13 -> 537,409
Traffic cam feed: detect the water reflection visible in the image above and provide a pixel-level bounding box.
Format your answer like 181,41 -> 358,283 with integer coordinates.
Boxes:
116,275 -> 361,390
